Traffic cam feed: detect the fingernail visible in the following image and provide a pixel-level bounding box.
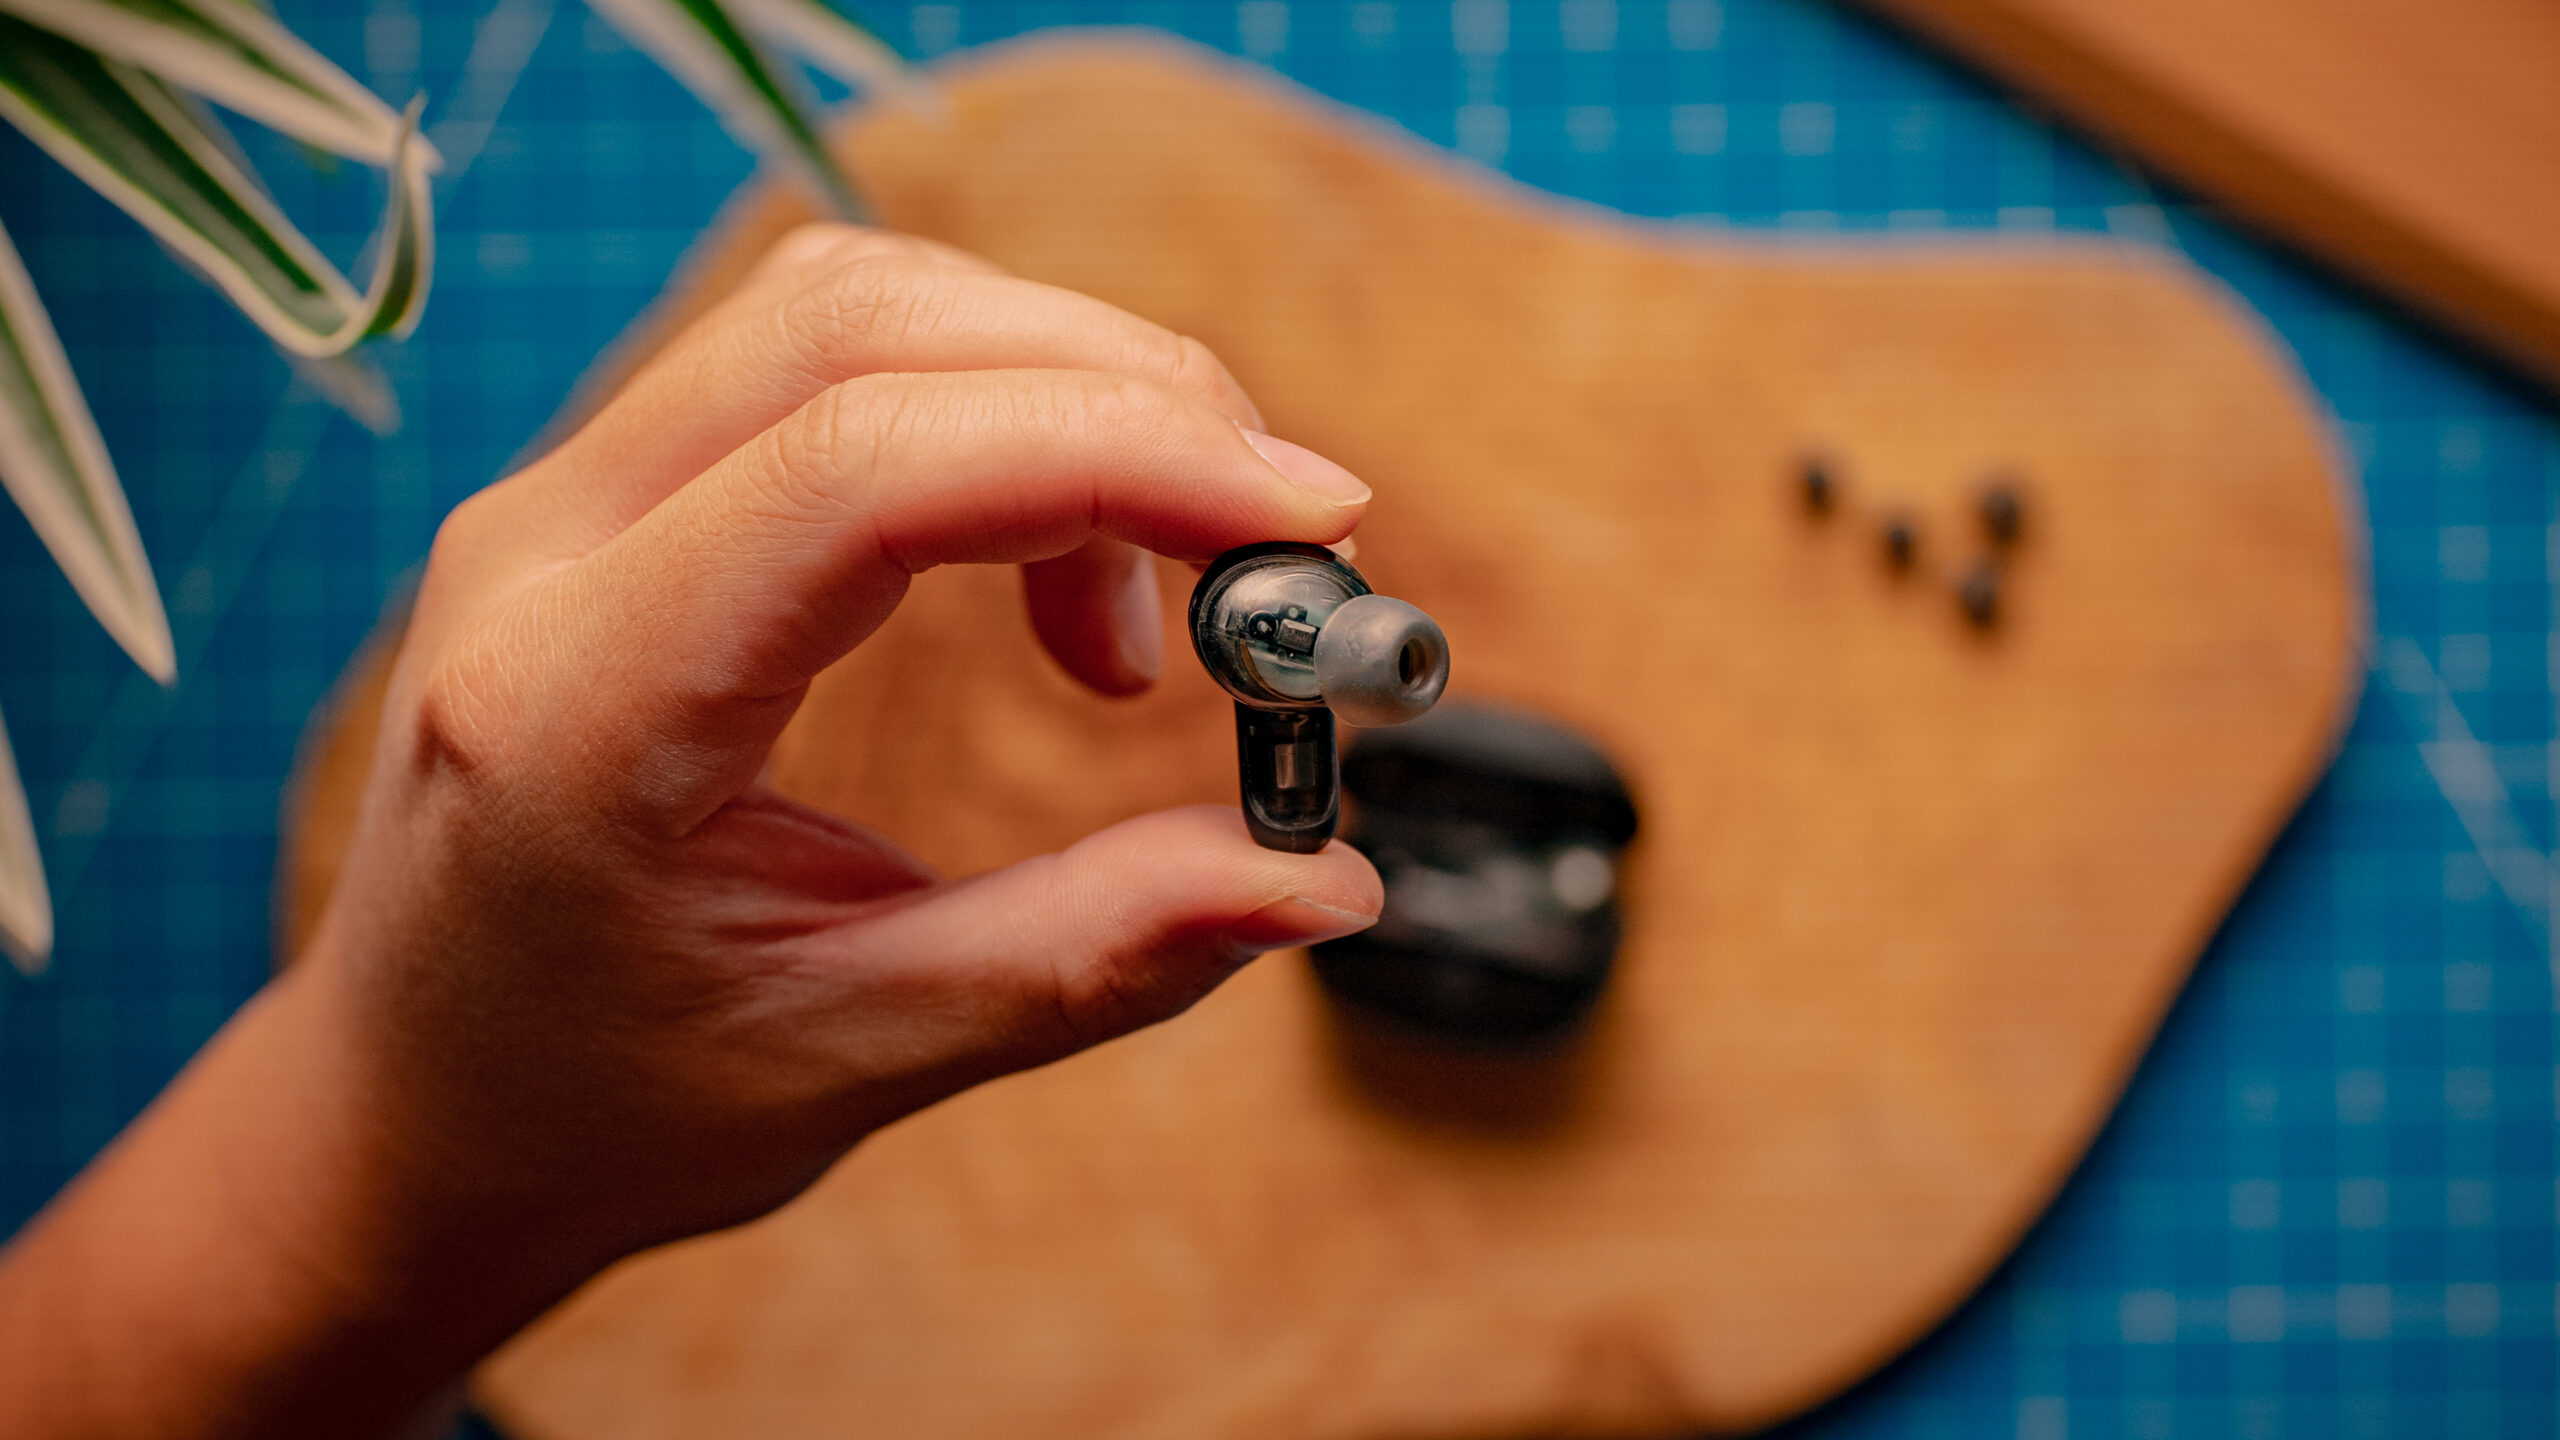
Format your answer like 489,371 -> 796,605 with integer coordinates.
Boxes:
1115,551 -> 1162,683
1242,429 -> 1371,507
1222,895 -> 1379,957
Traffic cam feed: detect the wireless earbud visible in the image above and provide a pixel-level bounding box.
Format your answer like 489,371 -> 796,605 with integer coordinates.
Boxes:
1189,542 -> 1452,852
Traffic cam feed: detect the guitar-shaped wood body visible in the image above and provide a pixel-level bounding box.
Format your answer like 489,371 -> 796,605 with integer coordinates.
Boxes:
284,32 -> 2360,1439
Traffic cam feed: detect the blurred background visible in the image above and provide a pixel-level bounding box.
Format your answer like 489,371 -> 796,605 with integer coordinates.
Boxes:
0,1 -> 2553,1435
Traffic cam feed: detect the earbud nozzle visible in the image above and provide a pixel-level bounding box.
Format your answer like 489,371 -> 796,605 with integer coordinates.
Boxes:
1313,595 -> 1450,727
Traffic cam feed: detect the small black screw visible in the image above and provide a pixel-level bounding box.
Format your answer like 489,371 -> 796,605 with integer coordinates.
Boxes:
1800,456 -> 1836,516
1881,514 -> 1918,570
1979,481 -> 2024,547
1957,561 -> 2000,628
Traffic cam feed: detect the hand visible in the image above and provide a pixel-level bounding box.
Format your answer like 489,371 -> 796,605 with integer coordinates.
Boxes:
0,225 -> 1383,1438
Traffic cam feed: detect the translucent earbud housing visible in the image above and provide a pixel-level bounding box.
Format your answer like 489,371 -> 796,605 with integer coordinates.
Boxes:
1190,544 -> 1371,708
1190,543 -> 1453,852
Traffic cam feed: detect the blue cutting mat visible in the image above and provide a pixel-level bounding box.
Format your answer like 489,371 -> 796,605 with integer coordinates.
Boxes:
2,2 -> 2553,1436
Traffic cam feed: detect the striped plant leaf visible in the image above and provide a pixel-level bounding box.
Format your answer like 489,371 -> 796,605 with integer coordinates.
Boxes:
0,0 -> 442,168
585,0 -> 909,220
722,0 -> 911,98
0,18 -> 434,356
286,345 -> 401,436
0,707 -> 51,973
0,210 -> 174,686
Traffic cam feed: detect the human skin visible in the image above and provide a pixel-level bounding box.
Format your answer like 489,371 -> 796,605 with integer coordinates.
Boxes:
0,225 -> 1385,1439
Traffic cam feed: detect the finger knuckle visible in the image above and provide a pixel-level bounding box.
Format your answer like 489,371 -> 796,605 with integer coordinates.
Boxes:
409,632 -> 523,791
1049,947 -> 1198,1052
819,375 -> 932,495
752,375 -> 942,563
1063,369 -> 1179,442
761,398 -> 845,519
796,252 -> 945,360
1039,878 -> 1231,1050
1166,333 -> 1252,414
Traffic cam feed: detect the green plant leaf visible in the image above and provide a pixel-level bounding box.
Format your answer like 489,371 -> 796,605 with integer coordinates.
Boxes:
0,707 -> 52,974
0,18 -> 434,356
0,0 -> 442,168
585,0 -> 898,219
0,210 -> 175,687
723,0 -> 912,98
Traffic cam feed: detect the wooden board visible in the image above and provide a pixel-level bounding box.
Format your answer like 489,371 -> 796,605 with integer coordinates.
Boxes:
281,33 -> 2362,1439
1854,0 -> 2560,393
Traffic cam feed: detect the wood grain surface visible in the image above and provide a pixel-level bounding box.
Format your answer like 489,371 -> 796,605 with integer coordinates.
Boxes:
281,33 -> 2362,1438
1853,0 -> 2560,393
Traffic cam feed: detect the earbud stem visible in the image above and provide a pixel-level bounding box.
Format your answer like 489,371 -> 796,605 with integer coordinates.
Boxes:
1232,703 -> 1339,853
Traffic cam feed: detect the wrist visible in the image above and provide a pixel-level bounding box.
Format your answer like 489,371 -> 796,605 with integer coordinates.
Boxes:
0,935 -> 608,1438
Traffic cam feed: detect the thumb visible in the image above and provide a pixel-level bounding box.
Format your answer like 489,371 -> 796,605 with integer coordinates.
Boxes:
838,806 -> 1381,1079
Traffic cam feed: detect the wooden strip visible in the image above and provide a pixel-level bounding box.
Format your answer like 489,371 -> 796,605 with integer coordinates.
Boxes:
1854,0 -> 2560,392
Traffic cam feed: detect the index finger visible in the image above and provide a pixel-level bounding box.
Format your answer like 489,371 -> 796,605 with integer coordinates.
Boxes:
452,368 -> 1369,834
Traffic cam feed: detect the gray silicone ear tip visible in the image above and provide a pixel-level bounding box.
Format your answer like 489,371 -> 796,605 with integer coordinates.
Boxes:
1313,594 -> 1450,727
